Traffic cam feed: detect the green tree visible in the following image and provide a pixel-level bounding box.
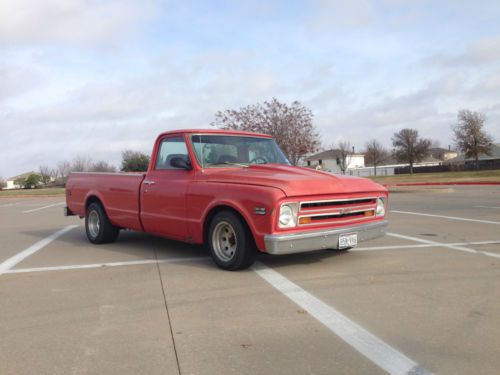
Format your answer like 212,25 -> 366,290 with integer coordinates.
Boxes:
22,174 -> 41,189
212,98 -> 321,165
392,129 -> 431,174
121,150 -> 150,172
453,110 -> 493,170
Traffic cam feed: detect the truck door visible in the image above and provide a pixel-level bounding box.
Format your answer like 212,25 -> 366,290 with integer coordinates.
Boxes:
140,135 -> 193,240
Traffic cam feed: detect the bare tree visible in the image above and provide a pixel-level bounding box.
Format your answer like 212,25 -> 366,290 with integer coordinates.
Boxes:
39,165 -> 52,185
336,141 -> 352,174
453,110 -> 493,170
392,128 -> 431,174
364,139 -> 388,176
71,155 -> 93,172
57,161 -> 71,185
212,98 -> 321,165
0,177 -> 6,190
90,161 -> 117,172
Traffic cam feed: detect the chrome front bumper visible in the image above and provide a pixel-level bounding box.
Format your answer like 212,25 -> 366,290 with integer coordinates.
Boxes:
264,220 -> 388,255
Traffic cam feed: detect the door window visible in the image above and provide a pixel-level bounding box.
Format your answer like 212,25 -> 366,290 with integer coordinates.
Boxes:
155,136 -> 189,170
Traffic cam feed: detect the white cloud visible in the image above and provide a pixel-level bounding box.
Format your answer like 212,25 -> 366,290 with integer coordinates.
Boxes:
425,36 -> 500,68
1,1 -> 500,178
0,64 -> 45,101
309,0 -> 376,30
0,0 -> 156,46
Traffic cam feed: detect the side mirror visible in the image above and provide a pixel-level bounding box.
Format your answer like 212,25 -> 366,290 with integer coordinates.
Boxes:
170,157 -> 192,170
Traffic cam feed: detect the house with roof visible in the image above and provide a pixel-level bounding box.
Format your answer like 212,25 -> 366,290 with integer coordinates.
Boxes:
4,171 -> 40,190
304,149 -> 365,174
427,147 -> 458,161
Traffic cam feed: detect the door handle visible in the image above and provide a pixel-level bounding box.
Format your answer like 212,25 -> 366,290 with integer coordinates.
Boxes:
143,180 -> 156,185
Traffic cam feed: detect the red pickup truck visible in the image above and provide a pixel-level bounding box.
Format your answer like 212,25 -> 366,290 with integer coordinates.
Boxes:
65,129 -> 388,270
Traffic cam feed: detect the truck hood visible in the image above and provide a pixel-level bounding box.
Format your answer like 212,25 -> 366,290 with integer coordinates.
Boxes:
203,164 -> 387,197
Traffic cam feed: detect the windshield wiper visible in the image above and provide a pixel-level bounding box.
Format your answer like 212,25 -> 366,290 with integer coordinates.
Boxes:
208,162 -> 249,168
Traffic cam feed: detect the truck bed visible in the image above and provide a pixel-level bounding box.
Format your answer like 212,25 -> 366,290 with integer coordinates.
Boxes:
66,172 -> 146,231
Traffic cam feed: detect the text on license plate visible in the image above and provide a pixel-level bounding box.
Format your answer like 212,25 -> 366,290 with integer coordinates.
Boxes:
338,233 -> 358,249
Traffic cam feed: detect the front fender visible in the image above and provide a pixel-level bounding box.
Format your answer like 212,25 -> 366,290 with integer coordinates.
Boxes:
188,182 -> 285,251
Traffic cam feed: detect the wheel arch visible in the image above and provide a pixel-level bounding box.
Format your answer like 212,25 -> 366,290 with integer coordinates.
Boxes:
85,194 -> 103,210
203,205 -> 258,250
84,194 -> 112,221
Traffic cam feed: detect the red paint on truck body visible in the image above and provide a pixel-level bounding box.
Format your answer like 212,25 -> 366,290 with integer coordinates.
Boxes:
66,129 -> 388,252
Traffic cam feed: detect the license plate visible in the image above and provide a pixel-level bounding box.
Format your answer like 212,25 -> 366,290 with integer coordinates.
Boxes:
338,233 -> 358,249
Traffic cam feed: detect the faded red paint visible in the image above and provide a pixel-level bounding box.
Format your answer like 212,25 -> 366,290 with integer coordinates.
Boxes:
66,129 -> 388,252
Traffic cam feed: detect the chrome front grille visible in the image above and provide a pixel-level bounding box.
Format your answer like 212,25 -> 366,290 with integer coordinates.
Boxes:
298,196 -> 378,226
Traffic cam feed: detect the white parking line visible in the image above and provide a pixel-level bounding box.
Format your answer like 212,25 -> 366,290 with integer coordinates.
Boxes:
354,240 -> 500,252
0,203 -> 17,208
474,206 -> 500,210
252,262 -> 432,375
387,232 -> 500,259
5,256 -> 208,274
22,201 -> 65,214
0,225 -> 78,275
391,210 -> 500,225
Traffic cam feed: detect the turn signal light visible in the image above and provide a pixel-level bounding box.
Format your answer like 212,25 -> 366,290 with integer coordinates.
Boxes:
299,217 -> 312,225
364,211 -> 374,217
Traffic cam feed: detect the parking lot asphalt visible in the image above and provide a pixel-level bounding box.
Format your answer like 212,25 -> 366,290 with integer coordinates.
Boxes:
1,186 -> 499,375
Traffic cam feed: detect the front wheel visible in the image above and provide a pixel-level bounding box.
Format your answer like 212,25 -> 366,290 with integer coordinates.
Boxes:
208,211 -> 258,271
85,202 -> 119,244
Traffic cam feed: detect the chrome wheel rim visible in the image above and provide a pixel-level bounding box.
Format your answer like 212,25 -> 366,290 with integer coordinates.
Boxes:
88,210 -> 100,238
212,221 -> 237,262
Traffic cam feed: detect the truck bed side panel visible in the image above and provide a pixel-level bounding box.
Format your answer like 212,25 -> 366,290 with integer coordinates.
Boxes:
66,172 -> 145,231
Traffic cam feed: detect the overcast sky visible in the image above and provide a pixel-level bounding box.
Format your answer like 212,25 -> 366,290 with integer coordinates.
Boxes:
1,0 -> 500,177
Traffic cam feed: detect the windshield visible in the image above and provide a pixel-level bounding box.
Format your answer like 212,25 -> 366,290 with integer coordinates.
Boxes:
190,134 -> 290,168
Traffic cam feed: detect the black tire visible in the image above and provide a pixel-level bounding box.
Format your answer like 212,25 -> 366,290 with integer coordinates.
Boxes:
207,211 -> 258,271
85,202 -> 119,244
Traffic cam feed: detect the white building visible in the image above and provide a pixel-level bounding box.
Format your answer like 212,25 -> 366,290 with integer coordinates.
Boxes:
4,171 -> 39,190
304,150 -> 365,174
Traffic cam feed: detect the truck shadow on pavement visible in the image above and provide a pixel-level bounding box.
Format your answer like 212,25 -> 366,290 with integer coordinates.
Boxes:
21,227 -> 345,270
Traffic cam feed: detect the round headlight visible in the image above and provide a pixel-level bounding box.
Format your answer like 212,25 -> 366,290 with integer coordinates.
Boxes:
376,197 -> 386,216
279,205 -> 293,226
279,203 -> 298,228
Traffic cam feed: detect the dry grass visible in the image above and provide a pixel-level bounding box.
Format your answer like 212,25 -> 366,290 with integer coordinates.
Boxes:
0,188 -> 66,197
368,170 -> 500,185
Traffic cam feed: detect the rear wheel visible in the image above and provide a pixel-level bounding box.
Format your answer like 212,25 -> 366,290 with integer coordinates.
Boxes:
85,202 -> 119,244
208,211 -> 258,271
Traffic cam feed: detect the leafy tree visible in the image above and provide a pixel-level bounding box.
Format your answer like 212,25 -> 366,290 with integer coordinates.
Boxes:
392,129 -> 431,174
212,98 -> 321,165
453,110 -> 493,169
90,161 -> 117,172
24,174 -> 41,189
121,150 -> 150,172
364,139 -> 389,176
336,140 -> 352,174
